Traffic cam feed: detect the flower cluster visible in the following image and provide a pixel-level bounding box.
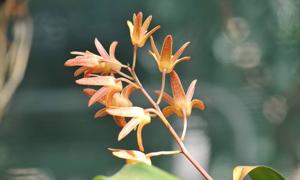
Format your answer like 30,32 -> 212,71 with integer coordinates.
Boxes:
64,11 -> 205,167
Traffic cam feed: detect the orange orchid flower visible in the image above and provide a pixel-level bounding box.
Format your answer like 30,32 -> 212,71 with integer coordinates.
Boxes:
127,12 -> 160,48
106,107 -> 157,152
149,35 -> 191,104
76,75 -> 136,107
82,84 -> 136,127
149,35 -> 191,74
109,148 -> 181,166
64,38 -> 125,77
155,71 -> 205,140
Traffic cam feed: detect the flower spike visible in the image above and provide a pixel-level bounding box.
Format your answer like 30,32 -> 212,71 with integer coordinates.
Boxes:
127,12 -> 160,48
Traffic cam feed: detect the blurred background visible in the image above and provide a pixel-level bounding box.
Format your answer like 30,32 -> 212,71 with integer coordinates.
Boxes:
0,0 -> 300,179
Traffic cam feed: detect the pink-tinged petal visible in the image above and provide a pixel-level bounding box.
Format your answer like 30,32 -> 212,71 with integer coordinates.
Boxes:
192,99 -> 205,111
160,35 -> 173,63
154,90 -> 174,105
171,42 -> 190,62
82,88 -> 96,96
109,41 -> 118,59
106,107 -> 145,117
113,116 -> 127,127
150,36 -> 160,59
70,51 -> 86,55
186,80 -> 197,101
121,84 -> 136,98
76,76 -> 116,86
170,71 -> 186,101
64,58 -> 98,67
172,56 -> 191,69
118,117 -> 140,141
88,87 -> 109,107
94,38 -> 109,58
141,15 -> 152,33
94,108 -> 108,118
137,122 -> 146,151
162,106 -> 177,117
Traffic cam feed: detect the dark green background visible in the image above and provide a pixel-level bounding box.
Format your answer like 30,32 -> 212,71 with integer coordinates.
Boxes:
1,0 -> 300,179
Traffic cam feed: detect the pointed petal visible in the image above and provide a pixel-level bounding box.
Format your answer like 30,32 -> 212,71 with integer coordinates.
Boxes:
162,106 -> 177,117
121,84 -> 136,98
113,116 -> 127,127
141,15 -> 152,33
171,42 -> 190,62
127,21 -> 134,36
150,36 -> 160,59
160,35 -> 173,63
186,80 -> 197,101
171,56 -> 191,69
70,51 -> 86,55
133,12 -> 143,40
88,87 -> 109,107
118,118 -> 140,141
106,107 -> 145,117
170,71 -> 186,101
154,90 -> 174,105
109,148 -> 137,160
109,41 -> 118,59
76,76 -> 116,86
137,123 -> 146,151
192,99 -> 205,110
140,25 -> 160,47
64,58 -> 98,67
148,50 -> 159,65
94,108 -> 108,118
94,38 -> 109,58
74,67 -> 88,77
82,88 -> 97,96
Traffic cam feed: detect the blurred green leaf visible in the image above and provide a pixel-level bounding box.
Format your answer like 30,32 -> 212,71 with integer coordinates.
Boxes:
233,166 -> 285,180
93,163 -> 180,180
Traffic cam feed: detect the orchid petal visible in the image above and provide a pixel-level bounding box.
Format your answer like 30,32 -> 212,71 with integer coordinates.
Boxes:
160,35 -> 173,63
64,58 -> 98,67
76,76 -> 116,86
148,50 -> 159,64
94,108 -> 108,118
150,36 -> 160,59
162,106 -> 177,117
171,41 -> 190,62
106,107 -> 145,117
127,21 -> 134,36
118,117 -> 140,141
140,25 -> 160,47
186,80 -> 197,101
154,90 -> 174,105
121,84 -> 136,98
95,38 -> 109,59
170,71 -> 186,101
113,116 -> 127,127
192,99 -> 205,110
109,41 -> 118,59
88,87 -> 109,107
133,12 -> 142,41
74,66 -> 88,77
141,15 -> 152,33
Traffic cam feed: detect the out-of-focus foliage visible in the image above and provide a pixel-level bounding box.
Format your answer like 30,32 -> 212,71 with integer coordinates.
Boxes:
93,163 -> 179,180
233,166 -> 284,180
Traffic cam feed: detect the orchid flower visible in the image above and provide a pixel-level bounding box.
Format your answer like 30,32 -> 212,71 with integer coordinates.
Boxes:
76,75 -> 137,107
155,71 -> 205,140
64,38 -> 126,77
149,35 -> 191,104
109,148 -> 181,166
82,84 -> 136,127
127,12 -> 160,48
106,107 -> 157,151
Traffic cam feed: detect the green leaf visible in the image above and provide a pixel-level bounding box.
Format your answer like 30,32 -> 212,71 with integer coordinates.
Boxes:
233,166 -> 285,180
93,163 -> 180,180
